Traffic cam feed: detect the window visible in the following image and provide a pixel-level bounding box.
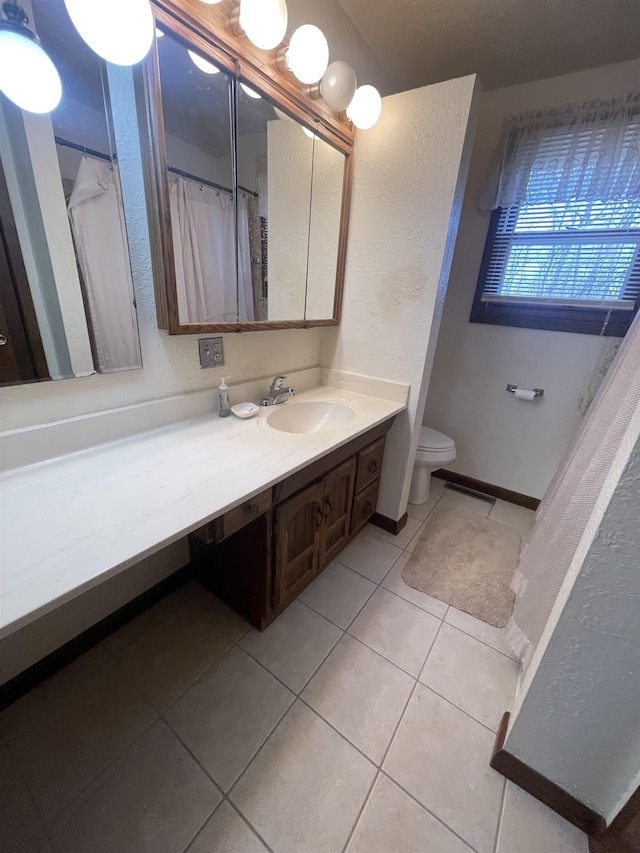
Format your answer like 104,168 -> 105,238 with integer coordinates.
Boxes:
472,97 -> 640,336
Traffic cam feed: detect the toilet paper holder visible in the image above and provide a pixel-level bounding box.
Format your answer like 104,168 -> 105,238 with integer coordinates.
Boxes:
507,384 -> 544,398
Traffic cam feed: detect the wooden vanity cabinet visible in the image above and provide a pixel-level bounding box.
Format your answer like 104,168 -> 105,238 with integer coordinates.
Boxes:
275,458 -> 357,611
191,420 -> 392,629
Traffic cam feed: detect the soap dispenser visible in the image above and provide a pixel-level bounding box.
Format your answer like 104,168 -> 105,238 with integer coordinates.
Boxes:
218,377 -> 230,418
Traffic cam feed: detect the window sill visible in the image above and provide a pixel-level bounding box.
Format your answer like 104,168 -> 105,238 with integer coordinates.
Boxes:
469,300 -> 634,336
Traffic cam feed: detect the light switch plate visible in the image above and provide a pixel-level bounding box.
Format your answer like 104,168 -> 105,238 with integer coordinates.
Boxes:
198,337 -> 224,369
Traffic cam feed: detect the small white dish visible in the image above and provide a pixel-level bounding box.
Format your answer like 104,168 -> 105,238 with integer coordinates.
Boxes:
231,402 -> 260,419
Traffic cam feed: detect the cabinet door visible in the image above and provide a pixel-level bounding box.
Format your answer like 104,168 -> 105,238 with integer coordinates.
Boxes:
321,458 -> 357,568
274,480 -> 325,609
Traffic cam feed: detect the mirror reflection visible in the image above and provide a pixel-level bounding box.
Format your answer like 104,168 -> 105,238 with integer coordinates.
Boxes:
0,0 -> 141,387
144,26 -> 352,332
306,134 -> 345,320
156,31 -> 239,324
236,88 -> 313,322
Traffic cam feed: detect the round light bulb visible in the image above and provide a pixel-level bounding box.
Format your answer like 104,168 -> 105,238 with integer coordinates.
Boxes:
346,84 -> 382,130
239,0 -> 287,51
188,50 -> 219,74
286,25 -> 328,85
0,29 -> 62,113
319,60 -> 356,111
155,27 -> 164,38
302,126 -> 318,140
199,0 -> 223,3
240,82 -> 261,99
64,0 -> 154,66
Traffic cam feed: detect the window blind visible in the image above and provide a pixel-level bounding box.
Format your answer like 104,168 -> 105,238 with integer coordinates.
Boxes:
481,197 -> 640,310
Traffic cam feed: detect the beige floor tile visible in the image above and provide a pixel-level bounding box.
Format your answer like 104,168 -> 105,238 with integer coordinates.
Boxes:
383,685 -> 504,853
381,551 -> 449,618
336,528 -> 403,582
239,601 -> 342,693
407,495 -> 440,522
49,719 -> 220,853
111,592 -> 249,711
299,561 -> 376,629
103,581 -> 202,655
347,773 -> 472,853
446,606 -> 518,659
0,739 -> 49,853
1,646 -> 156,823
497,782 -> 589,853
349,588 -> 441,676
165,646 -> 294,791
187,801 -> 268,853
419,623 -> 520,731
489,500 -> 537,541
367,516 -> 423,549
230,701 -> 376,853
439,488 -> 493,517
302,635 -> 414,764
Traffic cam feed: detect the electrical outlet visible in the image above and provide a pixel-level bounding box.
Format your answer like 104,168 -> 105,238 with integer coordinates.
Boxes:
198,337 -> 224,369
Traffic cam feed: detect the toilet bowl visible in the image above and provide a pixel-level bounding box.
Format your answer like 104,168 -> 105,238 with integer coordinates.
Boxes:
409,426 -> 456,504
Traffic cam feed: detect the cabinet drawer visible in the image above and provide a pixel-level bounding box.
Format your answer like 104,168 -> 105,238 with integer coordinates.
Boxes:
351,478 -> 379,534
221,489 -> 272,540
355,438 -> 385,493
194,488 -> 272,544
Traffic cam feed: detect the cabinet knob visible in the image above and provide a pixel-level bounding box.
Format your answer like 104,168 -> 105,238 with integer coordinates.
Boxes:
324,498 -> 332,519
316,505 -> 324,528
364,501 -> 373,513
0,333 -> 7,346
249,503 -> 260,516
367,460 -> 378,474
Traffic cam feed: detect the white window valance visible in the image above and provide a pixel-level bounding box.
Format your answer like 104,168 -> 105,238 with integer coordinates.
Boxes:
480,94 -> 640,211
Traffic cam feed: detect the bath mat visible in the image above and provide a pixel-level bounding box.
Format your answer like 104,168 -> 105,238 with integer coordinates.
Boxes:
401,504 -> 520,628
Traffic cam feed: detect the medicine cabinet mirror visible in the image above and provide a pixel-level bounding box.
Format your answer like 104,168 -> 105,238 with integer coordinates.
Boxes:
0,0 -> 142,387
137,3 -> 354,334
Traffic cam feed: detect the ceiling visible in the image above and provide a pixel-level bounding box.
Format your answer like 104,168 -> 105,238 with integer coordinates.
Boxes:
291,0 -> 640,93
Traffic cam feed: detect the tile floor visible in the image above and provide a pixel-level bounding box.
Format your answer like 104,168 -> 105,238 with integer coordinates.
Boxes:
1,484 -> 589,853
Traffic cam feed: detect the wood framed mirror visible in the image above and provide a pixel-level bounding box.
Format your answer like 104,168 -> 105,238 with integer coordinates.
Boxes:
136,0 -> 354,334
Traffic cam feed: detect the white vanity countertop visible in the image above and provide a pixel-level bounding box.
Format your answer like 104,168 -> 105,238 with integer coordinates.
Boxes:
0,385 -> 405,638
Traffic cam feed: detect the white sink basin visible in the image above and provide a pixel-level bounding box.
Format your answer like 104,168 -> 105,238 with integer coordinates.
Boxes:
265,401 -> 355,434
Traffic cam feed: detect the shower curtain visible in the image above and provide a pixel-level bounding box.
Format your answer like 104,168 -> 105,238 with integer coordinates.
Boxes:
169,177 -> 254,324
507,308 -> 640,672
67,155 -> 141,373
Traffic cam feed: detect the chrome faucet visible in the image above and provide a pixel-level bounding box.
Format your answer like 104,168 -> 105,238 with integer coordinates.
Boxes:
260,376 -> 296,406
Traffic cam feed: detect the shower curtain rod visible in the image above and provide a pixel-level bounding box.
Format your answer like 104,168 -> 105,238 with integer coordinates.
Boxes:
55,136 -> 113,162
168,166 -> 258,199
55,136 -> 259,200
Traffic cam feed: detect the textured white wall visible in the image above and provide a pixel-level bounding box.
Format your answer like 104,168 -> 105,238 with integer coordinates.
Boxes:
321,75 -> 481,521
505,416 -> 640,823
424,59 -> 640,499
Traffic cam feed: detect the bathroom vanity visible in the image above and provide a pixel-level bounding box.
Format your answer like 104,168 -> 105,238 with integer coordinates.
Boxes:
190,421 -> 388,629
0,378 -> 407,643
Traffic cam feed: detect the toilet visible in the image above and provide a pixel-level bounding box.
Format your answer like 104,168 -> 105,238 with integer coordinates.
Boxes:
409,426 -> 456,504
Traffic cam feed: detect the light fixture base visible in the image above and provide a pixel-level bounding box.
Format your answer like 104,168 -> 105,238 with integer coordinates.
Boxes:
228,5 -> 242,37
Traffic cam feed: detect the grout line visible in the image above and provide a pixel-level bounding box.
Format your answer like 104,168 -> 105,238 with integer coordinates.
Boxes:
178,799 -> 221,853
443,615 -> 520,663
377,618 -> 444,770
43,713 -> 159,833
336,619 -> 487,853
493,777 -> 508,853
225,796 -> 275,853
417,682 -> 505,737
340,768 -> 381,853
377,769 -> 480,853
297,694 -> 384,769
